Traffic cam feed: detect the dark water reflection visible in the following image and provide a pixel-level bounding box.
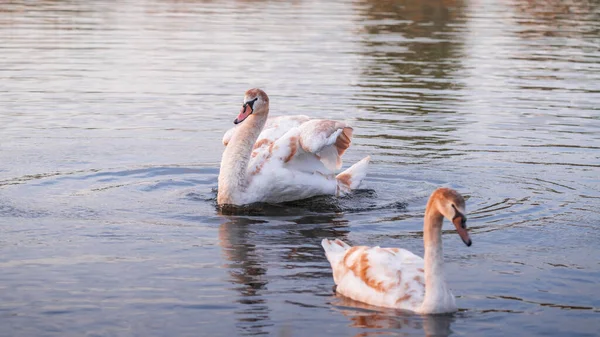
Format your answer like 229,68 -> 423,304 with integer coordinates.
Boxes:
356,0 -> 467,109
218,214 -> 352,336
219,218 -> 271,336
1,0 -> 600,336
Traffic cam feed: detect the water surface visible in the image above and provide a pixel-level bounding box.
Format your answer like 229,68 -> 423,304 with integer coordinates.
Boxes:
1,0 -> 600,336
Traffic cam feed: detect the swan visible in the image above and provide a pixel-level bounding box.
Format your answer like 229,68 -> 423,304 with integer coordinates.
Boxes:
321,187 -> 472,314
217,88 -> 370,206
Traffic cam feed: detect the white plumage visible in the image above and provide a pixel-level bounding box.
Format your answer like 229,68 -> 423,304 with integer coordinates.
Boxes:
218,89 -> 370,206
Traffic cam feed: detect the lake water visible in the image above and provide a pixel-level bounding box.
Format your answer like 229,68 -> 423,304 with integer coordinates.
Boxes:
1,0 -> 599,336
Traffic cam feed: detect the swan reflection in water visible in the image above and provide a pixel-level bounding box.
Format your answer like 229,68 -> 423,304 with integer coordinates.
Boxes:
218,216 -> 271,336
217,204 -> 351,336
331,295 -> 455,337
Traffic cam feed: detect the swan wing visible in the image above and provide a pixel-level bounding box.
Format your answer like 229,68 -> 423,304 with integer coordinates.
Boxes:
248,118 -> 353,177
225,116 -> 352,172
296,119 -> 353,171
243,127 -> 338,203
222,115 -> 310,146
250,119 -> 353,173
322,239 -> 425,311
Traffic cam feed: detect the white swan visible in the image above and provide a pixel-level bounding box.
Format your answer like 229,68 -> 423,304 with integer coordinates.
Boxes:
217,88 -> 370,206
321,187 -> 472,314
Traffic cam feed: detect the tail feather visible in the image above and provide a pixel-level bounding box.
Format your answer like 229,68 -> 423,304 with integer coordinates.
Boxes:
321,238 -> 351,267
336,155 -> 370,195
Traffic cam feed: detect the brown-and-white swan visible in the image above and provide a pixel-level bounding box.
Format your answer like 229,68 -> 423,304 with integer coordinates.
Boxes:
322,187 -> 472,314
218,88 -> 370,206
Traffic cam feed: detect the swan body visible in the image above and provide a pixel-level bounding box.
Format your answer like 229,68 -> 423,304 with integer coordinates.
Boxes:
322,187 -> 472,314
218,88 -> 370,206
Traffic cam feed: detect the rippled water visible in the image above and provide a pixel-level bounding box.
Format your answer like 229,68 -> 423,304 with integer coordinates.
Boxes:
1,0 -> 600,336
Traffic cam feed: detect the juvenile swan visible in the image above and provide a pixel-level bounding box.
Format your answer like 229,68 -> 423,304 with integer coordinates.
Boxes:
218,88 -> 370,206
322,187 -> 472,314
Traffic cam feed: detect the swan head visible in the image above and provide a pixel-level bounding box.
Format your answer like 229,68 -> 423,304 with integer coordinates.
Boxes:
430,187 -> 472,247
234,88 -> 270,124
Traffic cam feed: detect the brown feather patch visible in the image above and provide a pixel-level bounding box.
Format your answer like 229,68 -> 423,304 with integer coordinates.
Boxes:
337,172 -> 352,188
395,293 -> 412,304
253,138 -> 271,150
347,250 -> 388,293
335,127 -> 353,156
426,187 -> 466,215
250,142 -> 275,176
284,136 -> 298,163
413,275 -> 425,287
342,247 -> 361,266
298,136 -> 306,153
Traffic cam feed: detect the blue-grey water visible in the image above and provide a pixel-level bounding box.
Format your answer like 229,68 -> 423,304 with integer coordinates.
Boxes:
1,0 -> 600,336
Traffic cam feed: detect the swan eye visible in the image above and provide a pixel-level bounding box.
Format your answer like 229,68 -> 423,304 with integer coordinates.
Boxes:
451,204 -> 458,213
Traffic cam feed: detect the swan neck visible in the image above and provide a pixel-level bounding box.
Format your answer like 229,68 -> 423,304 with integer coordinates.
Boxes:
421,209 -> 450,313
217,112 -> 267,204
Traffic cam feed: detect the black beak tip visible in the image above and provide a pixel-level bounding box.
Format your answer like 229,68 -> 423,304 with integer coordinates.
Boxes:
464,238 -> 472,247
233,119 -> 240,124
